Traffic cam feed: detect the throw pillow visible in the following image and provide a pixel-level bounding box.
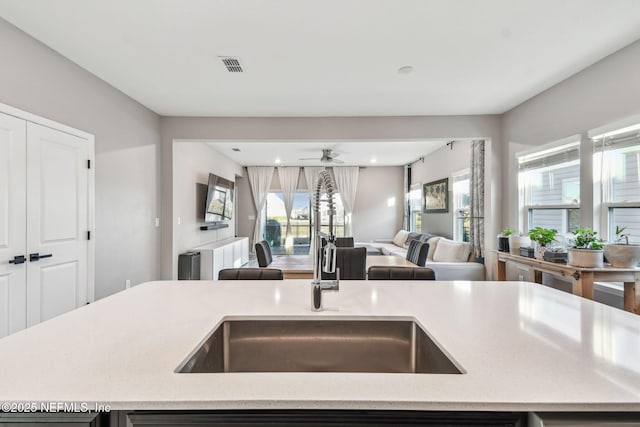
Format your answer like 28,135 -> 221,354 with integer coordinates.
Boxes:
392,230 -> 410,247
419,233 -> 434,242
403,232 -> 420,248
432,238 -> 472,262
406,240 -> 429,266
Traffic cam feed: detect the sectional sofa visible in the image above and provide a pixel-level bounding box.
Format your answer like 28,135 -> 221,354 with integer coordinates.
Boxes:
362,230 -> 486,281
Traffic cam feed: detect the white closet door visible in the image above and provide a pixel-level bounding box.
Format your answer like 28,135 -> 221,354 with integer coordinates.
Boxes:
0,112 -> 27,337
26,122 -> 90,326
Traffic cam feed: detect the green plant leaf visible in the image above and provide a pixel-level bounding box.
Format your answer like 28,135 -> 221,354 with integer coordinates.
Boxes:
571,227 -> 604,249
528,227 -> 557,247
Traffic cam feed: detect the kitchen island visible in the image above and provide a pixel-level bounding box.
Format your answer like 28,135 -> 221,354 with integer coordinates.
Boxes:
0,280 -> 639,424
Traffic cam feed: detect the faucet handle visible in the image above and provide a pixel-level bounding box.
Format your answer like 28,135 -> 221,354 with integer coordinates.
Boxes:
323,241 -> 337,273
312,284 -> 322,310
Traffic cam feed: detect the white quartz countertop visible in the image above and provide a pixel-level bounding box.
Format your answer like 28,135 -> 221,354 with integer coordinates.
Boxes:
1,280 -> 640,411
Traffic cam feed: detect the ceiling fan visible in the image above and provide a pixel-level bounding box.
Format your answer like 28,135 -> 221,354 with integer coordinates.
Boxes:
299,148 -> 344,164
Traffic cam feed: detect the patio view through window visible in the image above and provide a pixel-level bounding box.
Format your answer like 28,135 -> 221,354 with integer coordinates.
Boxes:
263,191 -> 345,255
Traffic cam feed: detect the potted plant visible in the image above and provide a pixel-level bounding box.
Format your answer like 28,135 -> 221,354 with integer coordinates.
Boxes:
528,227 -> 557,260
508,231 -> 531,255
568,227 -> 604,268
498,227 -> 516,253
603,226 -> 640,268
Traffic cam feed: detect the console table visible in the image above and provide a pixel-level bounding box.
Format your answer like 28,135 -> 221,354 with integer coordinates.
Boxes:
496,251 -> 640,314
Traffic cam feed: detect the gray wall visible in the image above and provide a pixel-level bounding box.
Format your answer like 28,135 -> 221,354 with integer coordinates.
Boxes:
0,18 -> 161,299
172,142 -> 243,275
502,38 -> 640,229
411,140 -> 473,239
352,167 -> 404,242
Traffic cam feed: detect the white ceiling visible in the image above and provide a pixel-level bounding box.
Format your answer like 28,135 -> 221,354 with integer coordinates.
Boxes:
2,0 -> 640,117
202,139 -> 448,166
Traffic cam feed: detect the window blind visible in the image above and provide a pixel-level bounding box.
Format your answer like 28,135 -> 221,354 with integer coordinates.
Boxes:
593,129 -> 640,152
518,142 -> 580,172
593,125 -> 640,204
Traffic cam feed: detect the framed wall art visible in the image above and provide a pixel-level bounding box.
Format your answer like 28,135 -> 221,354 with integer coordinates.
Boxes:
423,178 -> 449,213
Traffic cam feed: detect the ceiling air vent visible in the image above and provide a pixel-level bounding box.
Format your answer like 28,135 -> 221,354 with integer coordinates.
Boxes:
219,57 -> 243,73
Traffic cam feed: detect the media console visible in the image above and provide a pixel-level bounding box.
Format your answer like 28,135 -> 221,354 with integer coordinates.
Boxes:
193,237 -> 249,280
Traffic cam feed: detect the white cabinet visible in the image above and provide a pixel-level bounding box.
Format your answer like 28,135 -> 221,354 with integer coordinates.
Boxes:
0,106 -> 95,338
194,237 -> 249,280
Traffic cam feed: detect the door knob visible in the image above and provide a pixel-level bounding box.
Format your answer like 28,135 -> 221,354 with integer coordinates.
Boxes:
29,253 -> 53,262
8,255 -> 26,265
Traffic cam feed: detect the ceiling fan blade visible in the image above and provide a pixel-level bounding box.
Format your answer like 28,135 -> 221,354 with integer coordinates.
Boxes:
331,158 -> 345,164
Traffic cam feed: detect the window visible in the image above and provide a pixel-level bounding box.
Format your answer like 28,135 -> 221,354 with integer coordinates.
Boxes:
452,171 -> 470,242
408,183 -> 422,232
592,123 -> 640,243
609,208 -> 640,244
518,140 -> 581,233
263,191 -> 311,255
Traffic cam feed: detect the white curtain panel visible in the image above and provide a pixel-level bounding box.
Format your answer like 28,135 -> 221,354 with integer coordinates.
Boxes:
247,166 -> 274,250
304,166 -> 325,196
277,166 -> 300,237
332,166 -> 359,237
303,166 -> 325,258
470,140 -> 485,260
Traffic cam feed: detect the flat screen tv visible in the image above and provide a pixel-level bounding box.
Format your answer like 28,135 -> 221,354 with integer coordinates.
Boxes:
204,173 -> 234,222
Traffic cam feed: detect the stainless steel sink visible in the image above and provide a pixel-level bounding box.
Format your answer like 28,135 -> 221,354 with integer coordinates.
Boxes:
177,319 -> 463,374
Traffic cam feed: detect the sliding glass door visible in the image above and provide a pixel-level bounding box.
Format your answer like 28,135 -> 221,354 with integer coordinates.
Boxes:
263,191 -> 312,254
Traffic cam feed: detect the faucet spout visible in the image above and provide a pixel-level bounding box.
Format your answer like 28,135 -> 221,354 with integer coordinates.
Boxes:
311,170 -> 339,311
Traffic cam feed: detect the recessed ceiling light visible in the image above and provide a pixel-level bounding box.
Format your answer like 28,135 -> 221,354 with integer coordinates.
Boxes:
275,158 -> 281,164
371,158 -> 377,163
397,65 -> 414,75
232,147 -> 240,152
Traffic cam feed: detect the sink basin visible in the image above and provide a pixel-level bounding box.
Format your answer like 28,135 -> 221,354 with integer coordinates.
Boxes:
177,319 -> 463,374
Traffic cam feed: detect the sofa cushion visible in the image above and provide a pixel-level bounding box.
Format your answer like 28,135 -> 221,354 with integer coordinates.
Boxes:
392,230 -> 410,247
425,236 -> 441,260
389,247 -> 408,258
369,242 -> 404,257
380,246 -> 395,255
432,238 -> 472,262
